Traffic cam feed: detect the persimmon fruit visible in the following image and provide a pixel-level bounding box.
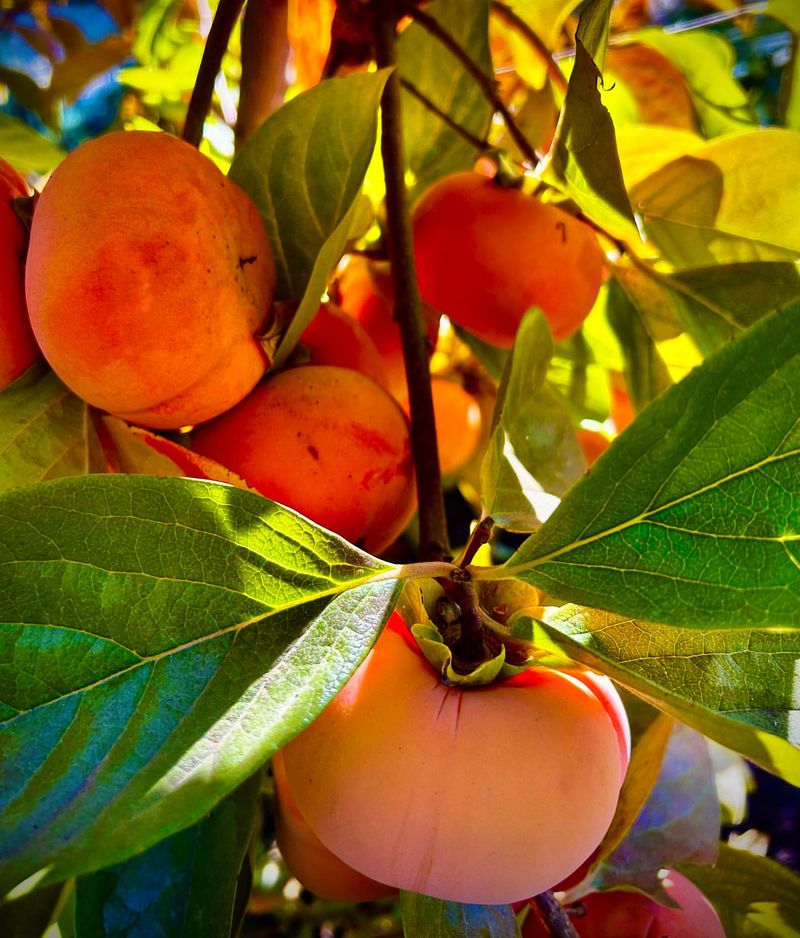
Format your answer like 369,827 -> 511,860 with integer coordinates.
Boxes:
192,365 -> 415,554
431,376 -> 483,475
281,612 -> 630,904
576,427 -> 611,468
0,158 -> 39,389
412,172 -> 604,347
522,869 -> 725,937
336,255 -> 440,404
298,301 -> 388,391
272,750 -> 395,902
25,130 -> 275,429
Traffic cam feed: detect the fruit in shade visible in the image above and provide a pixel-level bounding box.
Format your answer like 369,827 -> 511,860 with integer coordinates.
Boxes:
298,302 -> 388,391
576,427 -> 611,468
431,376 -> 483,475
336,255 -> 440,404
25,130 -> 275,429
521,869 -> 725,938
281,612 -> 630,904
192,365 -> 416,554
412,171 -> 604,348
272,750 -> 395,902
0,158 -> 39,389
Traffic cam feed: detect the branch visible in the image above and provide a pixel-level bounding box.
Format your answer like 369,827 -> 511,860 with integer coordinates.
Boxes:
372,4 -> 450,563
235,0 -> 290,149
183,0 -> 245,148
400,77 -> 492,152
531,891 -> 581,938
491,1 -> 568,94
398,1 -> 539,166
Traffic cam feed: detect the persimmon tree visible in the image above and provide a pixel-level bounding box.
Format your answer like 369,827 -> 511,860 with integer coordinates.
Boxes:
1,1 -> 800,937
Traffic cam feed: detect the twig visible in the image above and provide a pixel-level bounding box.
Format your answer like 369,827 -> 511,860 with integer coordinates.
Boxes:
491,1 -> 568,94
400,77 -> 493,152
183,0 -> 245,148
398,1 -> 539,166
531,891 -> 581,938
372,3 -> 450,563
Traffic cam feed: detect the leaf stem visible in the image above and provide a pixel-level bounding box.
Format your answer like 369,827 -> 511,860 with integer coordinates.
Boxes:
400,77 -> 493,153
398,1 -> 539,166
490,1 -> 568,95
531,891 -> 581,938
183,0 -> 245,148
372,3 -> 450,563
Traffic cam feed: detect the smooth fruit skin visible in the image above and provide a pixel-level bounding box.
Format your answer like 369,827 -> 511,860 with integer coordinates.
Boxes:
576,427 -> 611,468
0,159 -> 39,389
192,365 -> 416,554
412,172 -> 604,348
25,131 -> 275,428
336,256 -> 440,404
522,870 -> 725,937
299,302 -> 389,391
431,376 -> 483,475
281,613 -> 630,905
272,750 -> 396,902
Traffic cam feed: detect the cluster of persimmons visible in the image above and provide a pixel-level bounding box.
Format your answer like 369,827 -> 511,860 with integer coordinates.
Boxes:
2,129 -> 724,933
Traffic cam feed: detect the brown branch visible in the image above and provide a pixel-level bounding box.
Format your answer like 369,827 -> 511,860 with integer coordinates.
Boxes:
183,0 -> 245,148
400,77 -> 492,153
397,1 -> 539,166
235,0 -> 291,149
372,4 -> 450,563
531,891 -> 581,938
491,0 -> 568,94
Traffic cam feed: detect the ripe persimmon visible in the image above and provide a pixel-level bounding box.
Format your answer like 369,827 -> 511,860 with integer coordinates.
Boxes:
336,256 -> 440,405
25,131 -> 275,428
298,302 -> 388,391
192,365 -> 416,554
281,612 -> 630,904
431,376 -> 483,475
522,869 -> 725,937
0,158 -> 39,389
412,172 -> 604,347
272,750 -> 395,902
576,427 -> 611,468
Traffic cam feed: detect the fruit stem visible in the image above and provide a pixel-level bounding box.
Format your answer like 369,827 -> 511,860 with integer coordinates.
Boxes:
490,1 -> 569,95
397,1 -> 539,166
183,0 -> 246,148
372,2 -> 451,564
454,516 -> 494,569
531,891 -> 581,938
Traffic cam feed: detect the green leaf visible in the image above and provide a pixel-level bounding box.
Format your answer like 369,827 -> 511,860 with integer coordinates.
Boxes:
769,1 -> 800,131
496,300 -> 800,630
73,771 -> 261,938
630,129 -> 800,267
631,29 -> 755,137
481,312 -> 585,532
398,0 -> 493,194
605,277 -> 673,412
681,844 -> 800,937
544,0 -> 637,239
594,723 -> 719,897
537,605 -> 800,786
0,115 -> 65,174
0,367 -> 88,495
400,893 -> 519,938
229,70 -> 389,303
0,475 -> 400,894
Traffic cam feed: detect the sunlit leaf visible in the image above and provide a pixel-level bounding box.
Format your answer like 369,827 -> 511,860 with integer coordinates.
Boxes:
681,844 -> 800,938
0,115 -> 65,174
73,772 -> 260,938
398,0 -> 493,193
0,367 -> 88,495
0,475 -> 400,894
497,300 -> 800,630
400,892 -> 519,938
537,606 -> 800,786
605,44 -> 696,132
481,312 -> 585,531
630,129 -> 800,267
